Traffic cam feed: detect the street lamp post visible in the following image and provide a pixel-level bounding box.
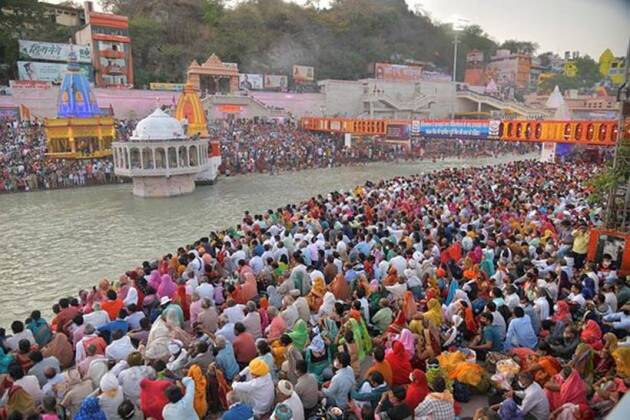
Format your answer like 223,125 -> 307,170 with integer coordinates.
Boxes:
453,30 -> 459,83
450,17 -> 469,119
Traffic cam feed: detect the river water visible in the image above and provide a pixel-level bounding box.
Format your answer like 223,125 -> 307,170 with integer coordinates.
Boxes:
0,154 -> 533,326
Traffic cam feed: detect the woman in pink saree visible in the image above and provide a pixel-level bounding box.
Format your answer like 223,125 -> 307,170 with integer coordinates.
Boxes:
546,368 -> 593,420
157,274 -> 177,299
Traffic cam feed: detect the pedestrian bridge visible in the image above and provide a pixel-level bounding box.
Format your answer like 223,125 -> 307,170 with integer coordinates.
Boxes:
301,117 -> 621,146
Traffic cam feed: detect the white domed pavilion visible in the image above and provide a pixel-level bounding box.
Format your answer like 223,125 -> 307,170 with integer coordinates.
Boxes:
112,108 -> 211,197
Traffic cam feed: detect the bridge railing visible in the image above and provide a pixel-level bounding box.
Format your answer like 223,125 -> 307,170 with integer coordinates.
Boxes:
300,116 -> 623,146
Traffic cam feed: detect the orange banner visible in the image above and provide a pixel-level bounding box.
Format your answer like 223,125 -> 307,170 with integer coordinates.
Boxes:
217,105 -> 243,113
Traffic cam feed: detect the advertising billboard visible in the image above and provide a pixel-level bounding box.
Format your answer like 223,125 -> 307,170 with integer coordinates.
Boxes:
19,40 -> 91,63
264,74 -> 288,90
420,71 -> 452,82
374,63 -> 422,82
239,73 -> 264,90
419,120 -> 490,139
9,80 -> 52,89
149,82 -> 185,91
17,61 -> 93,83
386,123 -> 410,140
292,65 -> 314,82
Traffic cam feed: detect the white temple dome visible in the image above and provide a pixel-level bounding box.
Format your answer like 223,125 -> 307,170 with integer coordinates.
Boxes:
130,108 -> 186,141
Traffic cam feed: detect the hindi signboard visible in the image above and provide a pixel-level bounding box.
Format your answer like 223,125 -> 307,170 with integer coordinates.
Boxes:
9,80 -> 52,89
419,120 -> 490,139
17,61 -> 93,83
19,40 -> 91,63
149,82 -> 185,91
292,65 -> 314,82
374,63 -> 422,82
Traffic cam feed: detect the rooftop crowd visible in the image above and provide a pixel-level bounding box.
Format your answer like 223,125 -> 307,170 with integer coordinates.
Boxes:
1,157 -> 628,420
215,119 -> 537,175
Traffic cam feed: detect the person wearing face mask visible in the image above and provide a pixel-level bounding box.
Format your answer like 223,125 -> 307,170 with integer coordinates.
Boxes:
509,371 -> 549,420
602,304 -> 630,337
549,326 -> 579,359
321,352 -> 355,410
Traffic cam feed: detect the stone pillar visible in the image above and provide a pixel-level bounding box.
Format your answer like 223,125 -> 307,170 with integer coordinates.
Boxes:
344,133 -> 352,148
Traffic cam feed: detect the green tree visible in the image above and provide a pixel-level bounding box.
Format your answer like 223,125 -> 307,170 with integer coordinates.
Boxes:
0,0 -> 75,83
500,40 -> 538,54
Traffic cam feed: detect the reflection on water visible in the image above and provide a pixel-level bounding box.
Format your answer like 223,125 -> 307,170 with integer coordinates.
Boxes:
0,154 -> 533,325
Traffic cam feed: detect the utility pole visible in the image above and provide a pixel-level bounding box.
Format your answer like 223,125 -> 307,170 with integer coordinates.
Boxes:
452,31 -> 459,83
605,39 -> 630,231
450,31 -> 460,120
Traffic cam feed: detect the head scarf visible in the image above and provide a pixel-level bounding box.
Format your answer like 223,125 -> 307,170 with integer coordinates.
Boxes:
574,343 -> 594,380
309,335 -> 325,354
404,369 -> 430,410
310,277 -> 326,297
552,301 -> 571,323
99,372 -> 120,393
558,369 -> 589,408
75,396 -> 106,420
330,273 -> 350,301
157,274 -> 177,299
249,358 -> 270,376
346,318 -> 371,361
385,340 -> 412,386
396,328 -> 415,357
423,298 -> 444,327
603,332 -> 618,352
580,320 -> 603,349
613,347 -> 630,378
402,291 -> 417,321
288,319 -> 309,351
43,332 -> 73,369
188,364 -> 208,418
319,292 -> 336,317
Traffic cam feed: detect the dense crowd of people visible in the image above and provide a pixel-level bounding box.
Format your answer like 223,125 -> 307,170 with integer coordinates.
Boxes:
215,119 -> 538,175
2,116 -> 537,193
0,118 -> 116,193
0,158 -> 628,420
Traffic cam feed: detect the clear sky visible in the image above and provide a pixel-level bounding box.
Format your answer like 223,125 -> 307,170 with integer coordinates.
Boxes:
410,0 -> 629,58
48,0 -> 629,58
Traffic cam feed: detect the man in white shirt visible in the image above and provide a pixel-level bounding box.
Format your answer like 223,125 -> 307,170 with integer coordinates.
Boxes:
486,302 -> 506,340
389,254 -> 407,276
533,289 -> 550,321
196,279 -> 215,302
274,380 -> 304,420
216,315 -> 236,343
232,359 -> 275,417
83,303 -> 110,328
9,364 -> 43,406
223,299 -> 246,323
249,254 -> 264,274
281,296 -> 299,329
512,372 -> 549,420
6,321 -> 36,352
568,284 -> 586,307
105,330 -> 135,362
